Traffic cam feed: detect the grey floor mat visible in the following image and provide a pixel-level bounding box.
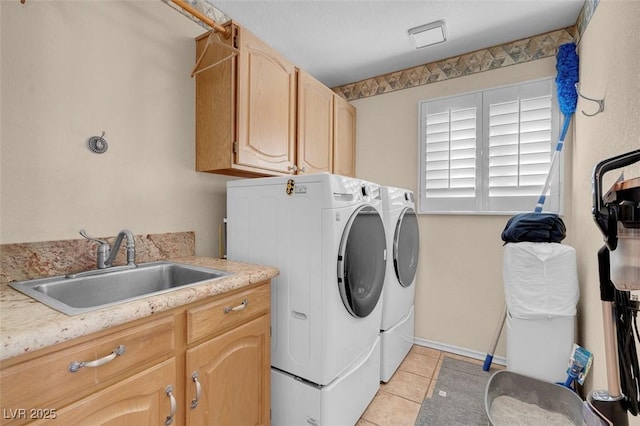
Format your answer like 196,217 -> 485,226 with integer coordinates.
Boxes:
415,356 -> 498,426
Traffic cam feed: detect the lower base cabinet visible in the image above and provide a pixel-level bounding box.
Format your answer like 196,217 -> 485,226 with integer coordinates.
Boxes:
186,315 -> 270,425
0,281 -> 271,426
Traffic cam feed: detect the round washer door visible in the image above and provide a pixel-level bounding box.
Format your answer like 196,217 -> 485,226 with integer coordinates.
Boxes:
394,207 -> 419,287
337,205 -> 386,318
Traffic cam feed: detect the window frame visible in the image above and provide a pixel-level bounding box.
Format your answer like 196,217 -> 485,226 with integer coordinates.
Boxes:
417,77 -> 562,215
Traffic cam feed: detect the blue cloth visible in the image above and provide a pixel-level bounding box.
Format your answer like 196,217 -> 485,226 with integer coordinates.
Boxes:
501,213 -> 566,244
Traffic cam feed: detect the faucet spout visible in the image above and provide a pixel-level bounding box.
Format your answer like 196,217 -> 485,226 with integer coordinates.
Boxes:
105,229 -> 136,267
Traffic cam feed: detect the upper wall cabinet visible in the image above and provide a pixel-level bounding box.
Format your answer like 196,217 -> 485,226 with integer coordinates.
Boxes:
333,95 -> 356,178
298,70 -> 357,177
194,21 -> 355,178
195,22 -> 296,177
297,70 -> 334,175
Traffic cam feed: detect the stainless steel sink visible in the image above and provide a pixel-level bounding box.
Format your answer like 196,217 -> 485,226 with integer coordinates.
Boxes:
9,261 -> 232,315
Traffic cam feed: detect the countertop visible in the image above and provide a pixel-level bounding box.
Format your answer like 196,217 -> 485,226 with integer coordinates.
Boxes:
0,257 -> 279,362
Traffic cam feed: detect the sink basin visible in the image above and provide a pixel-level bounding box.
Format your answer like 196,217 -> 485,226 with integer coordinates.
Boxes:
9,261 -> 232,315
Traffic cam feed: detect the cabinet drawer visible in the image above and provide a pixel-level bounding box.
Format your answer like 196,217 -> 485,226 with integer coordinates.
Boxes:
29,358 -> 177,425
0,315 -> 175,419
187,282 -> 270,343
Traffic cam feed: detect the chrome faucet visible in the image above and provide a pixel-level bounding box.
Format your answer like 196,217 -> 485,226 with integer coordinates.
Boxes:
80,229 -> 136,269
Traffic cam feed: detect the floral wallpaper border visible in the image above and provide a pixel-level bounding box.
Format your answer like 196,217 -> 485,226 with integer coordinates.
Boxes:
332,27 -> 577,101
331,0 -> 598,100
576,0 -> 600,40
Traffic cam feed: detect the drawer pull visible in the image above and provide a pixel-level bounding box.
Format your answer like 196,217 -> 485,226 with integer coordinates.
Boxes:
68,344 -> 126,373
165,385 -> 176,426
190,371 -> 202,409
224,298 -> 248,314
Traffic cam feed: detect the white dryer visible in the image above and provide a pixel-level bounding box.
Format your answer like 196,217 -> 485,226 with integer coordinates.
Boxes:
227,173 -> 387,426
380,186 -> 420,382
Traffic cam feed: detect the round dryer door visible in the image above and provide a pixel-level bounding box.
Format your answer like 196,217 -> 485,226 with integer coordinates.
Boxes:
337,205 -> 386,318
394,207 -> 419,287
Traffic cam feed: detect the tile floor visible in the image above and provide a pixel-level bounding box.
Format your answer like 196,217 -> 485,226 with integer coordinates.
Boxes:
357,346 -> 488,426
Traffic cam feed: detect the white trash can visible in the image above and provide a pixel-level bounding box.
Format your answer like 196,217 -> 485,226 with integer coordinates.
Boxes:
503,242 -> 579,384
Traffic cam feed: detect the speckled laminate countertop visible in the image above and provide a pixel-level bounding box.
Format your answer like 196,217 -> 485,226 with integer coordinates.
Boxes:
0,257 -> 279,362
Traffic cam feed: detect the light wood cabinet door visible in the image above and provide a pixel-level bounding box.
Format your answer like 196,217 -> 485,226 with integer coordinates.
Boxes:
333,95 -> 356,177
297,70 -> 333,174
236,26 -> 296,175
186,314 -> 270,426
30,359 -> 177,426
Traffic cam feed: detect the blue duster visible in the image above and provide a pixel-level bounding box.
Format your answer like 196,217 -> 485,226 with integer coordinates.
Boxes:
534,42 -> 579,213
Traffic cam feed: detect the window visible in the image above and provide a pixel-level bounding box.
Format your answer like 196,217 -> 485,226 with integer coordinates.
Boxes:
418,78 -> 561,214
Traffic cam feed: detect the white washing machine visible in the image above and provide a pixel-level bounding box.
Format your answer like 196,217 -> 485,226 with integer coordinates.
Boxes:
227,173 -> 387,426
380,186 -> 420,382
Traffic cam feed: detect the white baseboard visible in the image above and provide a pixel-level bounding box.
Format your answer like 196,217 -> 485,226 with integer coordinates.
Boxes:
413,337 -> 507,367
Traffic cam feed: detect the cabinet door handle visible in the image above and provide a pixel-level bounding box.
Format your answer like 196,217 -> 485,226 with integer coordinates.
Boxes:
299,166 -> 306,173
68,345 -> 126,373
190,371 -> 202,409
287,165 -> 298,172
224,298 -> 249,314
165,385 -> 177,426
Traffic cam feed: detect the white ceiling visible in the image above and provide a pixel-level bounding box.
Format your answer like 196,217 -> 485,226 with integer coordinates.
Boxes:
208,0 -> 584,88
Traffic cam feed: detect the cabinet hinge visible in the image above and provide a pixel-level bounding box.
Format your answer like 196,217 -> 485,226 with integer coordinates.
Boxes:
233,141 -> 238,154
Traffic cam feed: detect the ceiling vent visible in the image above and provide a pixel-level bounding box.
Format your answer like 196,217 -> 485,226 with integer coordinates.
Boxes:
408,20 -> 447,49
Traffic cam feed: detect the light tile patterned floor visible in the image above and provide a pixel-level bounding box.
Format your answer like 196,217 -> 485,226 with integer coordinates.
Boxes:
357,346 -> 488,426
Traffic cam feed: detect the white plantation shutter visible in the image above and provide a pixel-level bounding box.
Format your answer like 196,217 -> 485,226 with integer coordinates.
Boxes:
425,108 -> 476,196
418,78 -> 561,214
483,79 -> 559,212
420,93 -> 482,212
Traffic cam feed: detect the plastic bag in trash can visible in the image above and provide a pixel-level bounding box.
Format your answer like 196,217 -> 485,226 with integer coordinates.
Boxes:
503,242 -> 579,319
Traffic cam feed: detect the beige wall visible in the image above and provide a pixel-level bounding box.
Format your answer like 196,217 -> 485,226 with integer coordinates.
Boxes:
0,0 -> 231,255
354,0 -> 640,402
572,0 -> 640,398
352,58 -> 570,359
